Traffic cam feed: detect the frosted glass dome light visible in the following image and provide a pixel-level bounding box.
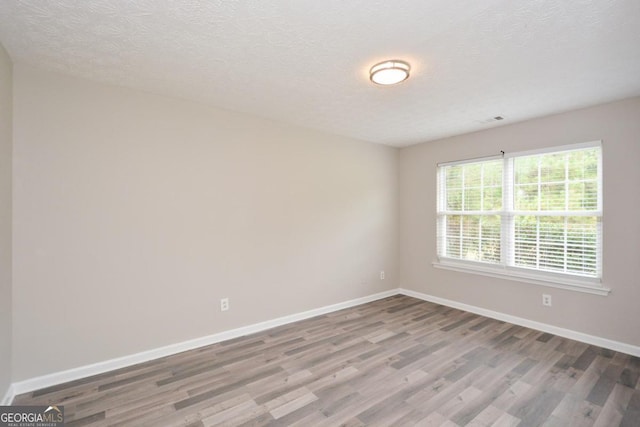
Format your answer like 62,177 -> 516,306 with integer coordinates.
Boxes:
369,60 -> 411,85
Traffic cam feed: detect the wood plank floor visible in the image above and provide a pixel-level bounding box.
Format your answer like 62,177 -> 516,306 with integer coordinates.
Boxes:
13,295 -> 640,426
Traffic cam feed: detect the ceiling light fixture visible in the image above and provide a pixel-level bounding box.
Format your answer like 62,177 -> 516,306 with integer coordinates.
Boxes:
369,60 -> 411,85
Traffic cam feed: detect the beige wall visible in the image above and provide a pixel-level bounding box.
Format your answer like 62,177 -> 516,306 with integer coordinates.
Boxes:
12,65 -> 398,381
0,43 -> 12,398
9,60 -> 639,384
399,97 -> 640,347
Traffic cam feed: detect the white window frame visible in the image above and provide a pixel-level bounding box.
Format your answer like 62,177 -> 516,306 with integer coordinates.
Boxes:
434,141 -> 609,296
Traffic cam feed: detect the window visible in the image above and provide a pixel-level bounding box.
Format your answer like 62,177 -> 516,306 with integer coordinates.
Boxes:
436,141 -> 605,294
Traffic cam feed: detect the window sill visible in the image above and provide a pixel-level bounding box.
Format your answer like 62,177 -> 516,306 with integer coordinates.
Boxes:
433,259 -> 610,296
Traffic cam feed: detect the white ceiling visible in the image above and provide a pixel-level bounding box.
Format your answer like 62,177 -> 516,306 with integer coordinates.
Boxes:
0,1 -> 639,147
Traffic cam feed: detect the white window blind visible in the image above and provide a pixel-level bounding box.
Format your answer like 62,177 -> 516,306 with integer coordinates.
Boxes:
437,142 -> 602,284
437,159 -> 503,263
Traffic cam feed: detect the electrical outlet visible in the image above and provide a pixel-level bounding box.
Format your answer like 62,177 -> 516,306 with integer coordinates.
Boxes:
220,298 -> 229,311
542,294 -> 552,307
380,271 -> 385,280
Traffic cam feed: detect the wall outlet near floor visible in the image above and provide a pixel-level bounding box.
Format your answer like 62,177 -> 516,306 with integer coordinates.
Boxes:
380,271 -> 385,280
220,298 -> 229,311
542,294 -> 552,307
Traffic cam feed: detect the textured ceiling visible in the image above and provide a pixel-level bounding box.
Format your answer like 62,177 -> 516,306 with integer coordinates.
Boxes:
0,1 -> 639,147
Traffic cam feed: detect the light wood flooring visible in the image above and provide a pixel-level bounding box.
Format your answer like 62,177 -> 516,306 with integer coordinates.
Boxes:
13,295 -> 640,426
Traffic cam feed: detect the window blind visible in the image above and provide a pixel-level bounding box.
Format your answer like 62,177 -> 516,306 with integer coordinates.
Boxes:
509,146 -> 602,277
437,141 -> 602,280
437,159 -> 503,263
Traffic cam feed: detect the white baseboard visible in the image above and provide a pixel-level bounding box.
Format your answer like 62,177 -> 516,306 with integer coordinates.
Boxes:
8,286 -> 639,402
398,288 -> 640,357
1,384 -> 14,406
9,289 -> 398,399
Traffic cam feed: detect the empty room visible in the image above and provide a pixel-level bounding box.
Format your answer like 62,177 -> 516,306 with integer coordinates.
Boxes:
0,1 -> 639,426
